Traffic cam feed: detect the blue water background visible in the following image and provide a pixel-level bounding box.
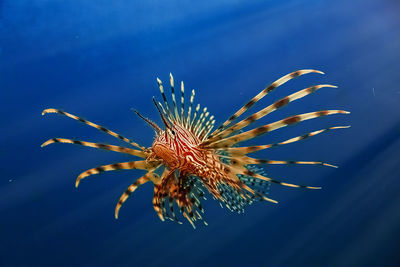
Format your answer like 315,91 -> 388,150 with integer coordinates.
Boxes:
1,0 -> 400,266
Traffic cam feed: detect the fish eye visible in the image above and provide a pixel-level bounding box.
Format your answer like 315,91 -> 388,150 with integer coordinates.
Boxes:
166,129 -> 175,136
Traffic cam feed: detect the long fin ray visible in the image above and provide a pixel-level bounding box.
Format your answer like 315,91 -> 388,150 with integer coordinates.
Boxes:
205,84 -> 337,144
42,109 -> 145,150
170,73 -> 180,122
238,155 -> 338,168
115,172 -> 159,219
227,161 -> 321,190
207,110 -> 350,149
75,160 -> 160,187
41,138 -> 146,158
210,69 -> 324,137
217,126 -> 350,156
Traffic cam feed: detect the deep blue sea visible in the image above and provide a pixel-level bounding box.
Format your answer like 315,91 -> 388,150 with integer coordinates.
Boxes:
1,0 -> 400,266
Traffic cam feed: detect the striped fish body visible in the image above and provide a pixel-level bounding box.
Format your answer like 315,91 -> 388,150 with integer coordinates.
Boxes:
152,124 -> 203,170
151,123 -> 232,188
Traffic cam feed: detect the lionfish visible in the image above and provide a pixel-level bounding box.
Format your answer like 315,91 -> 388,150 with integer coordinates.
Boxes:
42,70 -> 349,228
